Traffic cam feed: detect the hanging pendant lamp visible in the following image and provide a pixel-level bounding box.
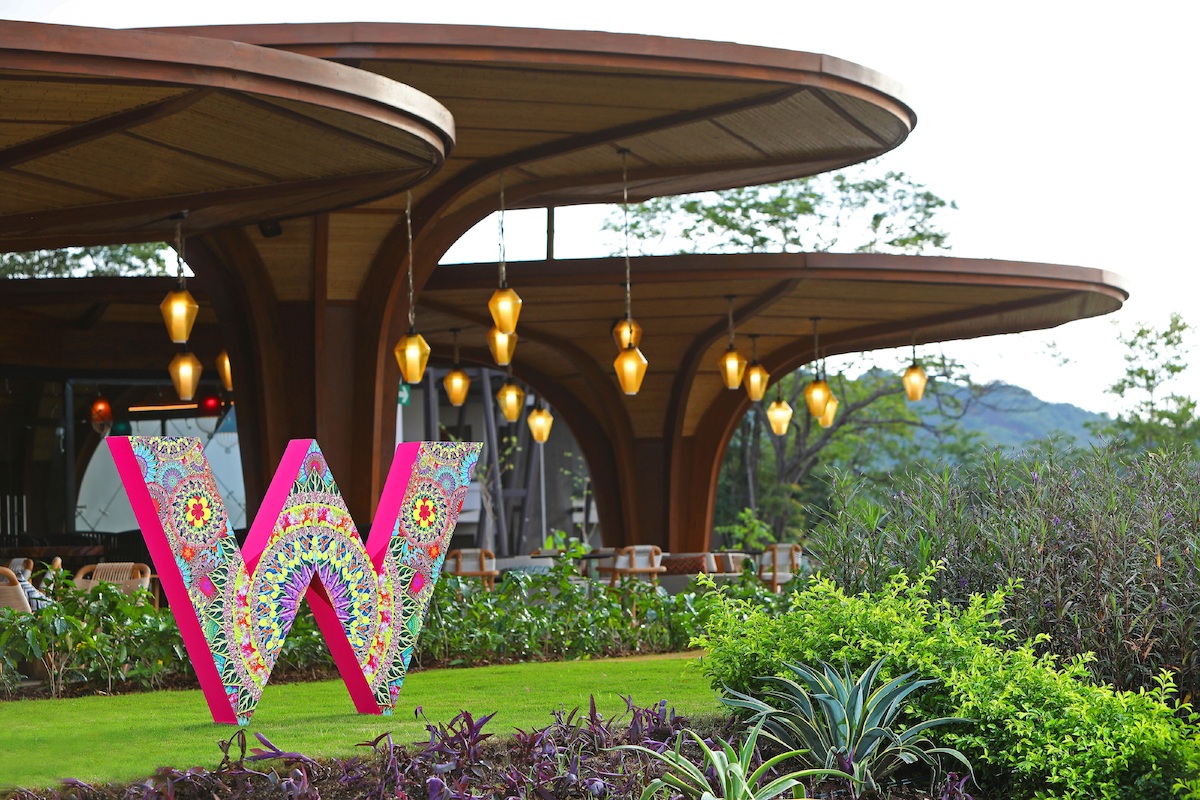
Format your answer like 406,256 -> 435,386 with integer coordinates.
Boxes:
612,317 -> 643,350
160,221 -> 199,344
902,342 -> 928,402
487,326 -> 518,366
169,348 -> 203,401
767,387 -> 793,437
497,371 -> 526,423
819,393 -> 839,428
394,192 -> 431,384
803,318 -> 831,417
488,173 -> 522,335
743,334 -> 769,402
90,395 -> 113,436
443,328 -> 471,407
215,349 -> 233,393
612,148 -> 648,395
717,295 -> 747,390
527,402 -> 554,443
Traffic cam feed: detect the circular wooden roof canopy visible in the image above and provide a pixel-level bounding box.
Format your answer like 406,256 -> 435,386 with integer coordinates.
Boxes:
0,21 -> 454,251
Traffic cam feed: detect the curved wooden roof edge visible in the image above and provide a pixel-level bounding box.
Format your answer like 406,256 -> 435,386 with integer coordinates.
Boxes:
0,20 -> 455,152
143,20 -> 916,131
427,251 -> 1129,305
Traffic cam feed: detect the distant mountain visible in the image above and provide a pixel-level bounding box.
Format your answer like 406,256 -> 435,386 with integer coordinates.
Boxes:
922,382 -> 1109,449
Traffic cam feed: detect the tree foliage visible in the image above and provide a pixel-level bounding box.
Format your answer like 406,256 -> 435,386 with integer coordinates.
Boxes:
1091,312 -> 1200,449
609,169 -> 956,255
0,242 -> 169,278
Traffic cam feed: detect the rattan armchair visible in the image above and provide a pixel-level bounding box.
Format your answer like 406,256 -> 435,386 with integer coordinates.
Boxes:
443,548 -> 501,590
74,562 -> 152,596
0,566 -> 32,613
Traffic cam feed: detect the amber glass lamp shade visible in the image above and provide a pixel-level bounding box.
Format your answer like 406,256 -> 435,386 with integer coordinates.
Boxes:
487,326 -> 518,366
497,381 -> 526,423
903,363 -> 928,402
614,344 -> 648,396
743,362 -> 769,402
169,351 -> 204,401
488,286 -> 522,334
718,347 -> 748,390
527,407 -> 554,443
818,394 -> 839,428
160,288 -> 199,344
443,367 -> 470,407
216,349 -> 233,392
767,398 -> 793,436
612,317 -> 643,350
394,329 -> 431,384
803,378 -> 832,417
90,397 -> 113,436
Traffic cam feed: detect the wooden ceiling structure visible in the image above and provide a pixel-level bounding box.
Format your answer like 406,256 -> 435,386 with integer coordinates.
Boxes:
0,21 -> 1127,550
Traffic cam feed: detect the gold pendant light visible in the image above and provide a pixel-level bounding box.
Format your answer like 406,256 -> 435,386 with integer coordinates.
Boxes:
394,192 -> 430,384
488,173 -> 522,335
743,334 -> 769,402
169,349 -> 204,401
717,295 -> 747,390
612,148 -> 648,395
612,317 -> 643,350
803,318 -> 831,417
818,393 -> 839,428
497,372 -> 526,423
160,221 -> 198,344
527,404 -> 554,443
487,326 -> 518,366
767,388 -> 793,437
902,342 -> 927,401
614,344 -> 649,396
443,328 -> 471,407
215,349 -> 233,393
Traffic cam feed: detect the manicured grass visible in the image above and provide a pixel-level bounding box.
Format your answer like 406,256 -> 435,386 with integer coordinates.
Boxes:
0,652 -> 717,791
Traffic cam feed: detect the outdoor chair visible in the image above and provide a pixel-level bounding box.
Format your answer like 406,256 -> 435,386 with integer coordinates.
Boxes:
0,566 -> 32,613
443,548 -> 501,590
757,543 -> 803,592
74,562 -> 152,596
600,545 -> 665,586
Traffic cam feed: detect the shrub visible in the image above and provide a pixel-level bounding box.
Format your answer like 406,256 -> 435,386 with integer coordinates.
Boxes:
693,568 -> 1200,800
805,442 -> 1200,697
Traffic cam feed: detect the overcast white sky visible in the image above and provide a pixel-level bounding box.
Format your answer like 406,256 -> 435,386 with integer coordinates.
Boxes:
5,0 -> 1198,414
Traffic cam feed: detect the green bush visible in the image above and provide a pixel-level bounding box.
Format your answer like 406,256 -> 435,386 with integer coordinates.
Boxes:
805,443 -> 1200,698
693,568 -> 1200,800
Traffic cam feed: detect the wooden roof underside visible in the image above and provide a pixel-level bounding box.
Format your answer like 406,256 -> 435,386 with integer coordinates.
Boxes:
0,21 -> 453,251
421,253 -> 1127,439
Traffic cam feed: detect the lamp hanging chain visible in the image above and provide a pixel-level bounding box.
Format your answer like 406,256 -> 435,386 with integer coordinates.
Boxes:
452,328 -> 461,364
498,172 -> 507,288
405,191 -> 415,330
750,334 -> 759,361
727,295 -> 738,348
811,318 -> 821,376
621,149 -> 632,323
174,222 -> 186,289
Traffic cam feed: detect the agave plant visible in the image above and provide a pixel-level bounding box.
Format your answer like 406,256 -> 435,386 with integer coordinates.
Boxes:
721,656 -> 972,795
620,717 -> 850,800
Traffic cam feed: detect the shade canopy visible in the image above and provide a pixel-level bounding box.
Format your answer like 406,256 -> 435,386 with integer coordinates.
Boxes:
0,21 -> 1128,553
0,21 -> 453,250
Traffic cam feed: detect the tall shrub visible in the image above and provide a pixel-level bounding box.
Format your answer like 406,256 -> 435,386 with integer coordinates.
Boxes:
805,443 -> 1200,696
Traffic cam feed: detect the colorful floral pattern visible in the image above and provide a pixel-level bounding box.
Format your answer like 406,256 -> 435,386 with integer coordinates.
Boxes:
114,437 -> 479,725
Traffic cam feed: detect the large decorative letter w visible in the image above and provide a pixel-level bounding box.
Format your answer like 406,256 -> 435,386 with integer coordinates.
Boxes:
109,437 -> 480,725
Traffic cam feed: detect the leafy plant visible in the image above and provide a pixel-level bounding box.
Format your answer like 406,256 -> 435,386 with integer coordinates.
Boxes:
694,567 -> 1200,800
622,717 -> 850,800
721,657 -> 972,795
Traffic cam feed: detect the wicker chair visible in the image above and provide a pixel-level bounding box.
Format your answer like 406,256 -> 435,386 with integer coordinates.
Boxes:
444,548 -> 501,590
757,543 -> 803,592
599,545 -> 665,586
74,562 -> 152,596
0,566 -> 32,613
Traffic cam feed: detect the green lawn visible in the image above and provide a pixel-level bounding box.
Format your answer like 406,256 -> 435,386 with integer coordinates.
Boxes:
0,652 -> 718,791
